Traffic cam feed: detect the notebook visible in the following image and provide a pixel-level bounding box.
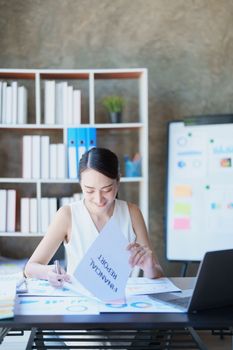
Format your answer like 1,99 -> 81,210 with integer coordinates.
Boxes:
151,249 -> 233,313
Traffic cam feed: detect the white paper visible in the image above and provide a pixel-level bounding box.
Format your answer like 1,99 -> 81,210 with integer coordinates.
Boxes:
20,277 -> 91,298
74,216 -> 131,302
99,294 -> 184,313
126,277 -> 181,296
15,295 -> 99,315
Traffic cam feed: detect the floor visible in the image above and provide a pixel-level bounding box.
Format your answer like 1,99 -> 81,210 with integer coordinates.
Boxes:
0,329 -> 232,349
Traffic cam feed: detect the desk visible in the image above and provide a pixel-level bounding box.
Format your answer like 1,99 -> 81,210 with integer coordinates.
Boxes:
1,278 -> 233,349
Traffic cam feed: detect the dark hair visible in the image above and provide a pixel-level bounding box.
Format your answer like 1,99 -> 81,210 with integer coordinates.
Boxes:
78,148 -> 120,180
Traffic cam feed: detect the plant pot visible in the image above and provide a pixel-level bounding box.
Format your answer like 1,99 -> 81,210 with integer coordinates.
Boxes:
109,111 -> 122,123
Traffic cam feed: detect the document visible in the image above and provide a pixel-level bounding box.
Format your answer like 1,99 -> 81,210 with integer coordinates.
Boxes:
20,277 -> 92,298
99,294 -> 184,313
15,295 -> 99,315
126,277 -> 181,296
74,216 -> 131,302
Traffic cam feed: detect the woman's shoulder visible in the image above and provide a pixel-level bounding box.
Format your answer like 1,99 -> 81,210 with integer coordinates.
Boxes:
116,199 -> 140,216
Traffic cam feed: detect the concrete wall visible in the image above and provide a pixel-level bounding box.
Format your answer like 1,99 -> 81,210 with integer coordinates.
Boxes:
1,0 -> 233,276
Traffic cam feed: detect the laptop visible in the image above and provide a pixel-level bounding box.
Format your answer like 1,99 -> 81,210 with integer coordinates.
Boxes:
151,249 -> 233,313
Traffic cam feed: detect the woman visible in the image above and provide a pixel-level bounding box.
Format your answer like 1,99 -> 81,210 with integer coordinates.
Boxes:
24,147 -> 163,284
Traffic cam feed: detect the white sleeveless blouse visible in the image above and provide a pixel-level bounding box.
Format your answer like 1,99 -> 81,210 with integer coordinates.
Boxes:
64,199 -> 136,275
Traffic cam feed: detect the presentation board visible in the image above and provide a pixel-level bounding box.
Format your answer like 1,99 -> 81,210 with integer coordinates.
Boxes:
166,118 -> 233,261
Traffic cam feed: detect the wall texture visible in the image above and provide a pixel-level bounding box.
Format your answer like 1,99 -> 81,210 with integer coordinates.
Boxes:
1,0 -> 233,276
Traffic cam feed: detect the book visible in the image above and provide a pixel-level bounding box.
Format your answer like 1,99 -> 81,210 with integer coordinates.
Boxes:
55,82 -> 63,124
57,143 -> 66,179
41,198 -> 49,233
20,197 -> 30,233
67,85 -> 73,125
41,135 -> 50,179
67,128 -> 78,179
29,198 -> 37,233
11,81 -> 18,124
76,127 -> 87,167
44,80 -> 55,124
17,86 -> 27,124
5,85 -> 12,124
49,144 -> 57,179
6,189 -> 16,232
73,89 -> 81,125
32,135 -> 40,179
0,280 -> 16,319
86,127 -> 96,150
1,82 -> 7,124
49,198 -> 57,224
22,135 -> 32,178
0,189 -> 7,232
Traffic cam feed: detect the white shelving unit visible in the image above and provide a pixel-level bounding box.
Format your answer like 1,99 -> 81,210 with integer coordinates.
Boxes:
0,68 -> 148,237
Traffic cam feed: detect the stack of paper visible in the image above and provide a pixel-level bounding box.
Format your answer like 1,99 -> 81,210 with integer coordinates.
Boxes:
0,281 -> 16,319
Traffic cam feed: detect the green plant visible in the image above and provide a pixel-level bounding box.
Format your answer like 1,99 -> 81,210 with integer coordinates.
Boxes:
102,95 -> 125,113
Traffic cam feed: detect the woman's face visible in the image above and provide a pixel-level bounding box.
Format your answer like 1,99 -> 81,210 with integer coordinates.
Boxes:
80,169 -> 119,214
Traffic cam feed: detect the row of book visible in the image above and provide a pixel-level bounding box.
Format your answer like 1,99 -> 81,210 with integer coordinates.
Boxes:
0,280 -> 16,319
0,81 -> 28,124
67,127 -> 96,178
0,189 -> 16,232
22,194 -> 83,233
44,80 -> 81,125
0,257 -> 27,319
22,135 -> 66,179
22,128 -> 97,180
0,191 -> 83,234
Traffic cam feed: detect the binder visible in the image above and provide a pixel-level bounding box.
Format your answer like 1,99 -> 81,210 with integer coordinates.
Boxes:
17,86 -> 28,124
49,144 -> 57,179
44,80 -> 55,125
32,135 -> 41,179
20,197 -> 30,233
11,81 -> 18,124
7,189 -> 16,232
29,198 -> 37,233
41,198 -> 49,233
0,81 -> 2,123
76,127 -> 87,166
67,128 -> 78,179
0,189 -> 7,232
49,198 -> 57,224
73,89 -> 81,125
86,127 -> 96,150
41,136 -> 50,179
57,143 -> 66,179
22,135 -> 32,178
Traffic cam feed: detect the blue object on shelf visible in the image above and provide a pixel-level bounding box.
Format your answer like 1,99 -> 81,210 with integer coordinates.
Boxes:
124,156 -> 142,177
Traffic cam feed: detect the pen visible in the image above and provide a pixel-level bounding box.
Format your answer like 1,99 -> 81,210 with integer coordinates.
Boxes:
54,259 -> 62,275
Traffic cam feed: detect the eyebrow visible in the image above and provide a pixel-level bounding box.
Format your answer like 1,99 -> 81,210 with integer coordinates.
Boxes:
84,183 -> 114,190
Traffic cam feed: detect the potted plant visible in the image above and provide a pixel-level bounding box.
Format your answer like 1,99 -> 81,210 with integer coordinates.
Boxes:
102,95 -> 125,123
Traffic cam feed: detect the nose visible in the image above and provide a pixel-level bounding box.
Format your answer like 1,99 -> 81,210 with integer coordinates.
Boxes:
94,191 -> 104,205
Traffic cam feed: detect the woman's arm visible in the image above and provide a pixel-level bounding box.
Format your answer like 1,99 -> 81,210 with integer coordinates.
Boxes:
127,202 -> 164,278
24,205 -> 71,285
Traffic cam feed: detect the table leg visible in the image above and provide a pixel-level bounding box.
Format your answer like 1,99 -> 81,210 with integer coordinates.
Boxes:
188,327 -> 209,350
0,327 -> 11,344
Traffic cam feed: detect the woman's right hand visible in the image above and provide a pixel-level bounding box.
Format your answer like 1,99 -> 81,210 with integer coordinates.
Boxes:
47,265 -> 71,288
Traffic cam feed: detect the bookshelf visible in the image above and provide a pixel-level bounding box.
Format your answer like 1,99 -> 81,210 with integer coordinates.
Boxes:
0,68 -> 148,238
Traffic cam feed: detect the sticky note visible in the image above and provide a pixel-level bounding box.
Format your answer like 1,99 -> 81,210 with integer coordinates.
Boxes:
174,203 -> 191,215
173,218 -> 190,230
174,185 -> 192,197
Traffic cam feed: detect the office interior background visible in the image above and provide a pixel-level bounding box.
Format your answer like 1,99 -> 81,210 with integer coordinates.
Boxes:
0,0 -> 232,277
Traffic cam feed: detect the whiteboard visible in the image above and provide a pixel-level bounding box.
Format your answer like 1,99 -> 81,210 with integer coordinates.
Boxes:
166,120 -> 233,261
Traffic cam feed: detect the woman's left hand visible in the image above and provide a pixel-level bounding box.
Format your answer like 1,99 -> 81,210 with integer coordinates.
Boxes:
127,242 -> 162,278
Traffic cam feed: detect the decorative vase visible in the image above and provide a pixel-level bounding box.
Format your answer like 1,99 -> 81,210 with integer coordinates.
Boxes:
109,111 -> 122,123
